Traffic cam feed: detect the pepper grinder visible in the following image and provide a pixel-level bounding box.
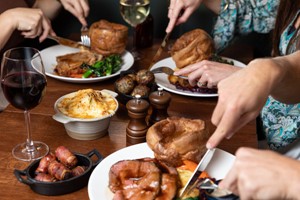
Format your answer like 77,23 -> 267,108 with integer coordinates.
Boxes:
148,87 -> 171,126
126,95 -> 150,145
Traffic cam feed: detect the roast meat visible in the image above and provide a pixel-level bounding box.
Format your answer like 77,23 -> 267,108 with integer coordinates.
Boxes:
54,50 -> 102,77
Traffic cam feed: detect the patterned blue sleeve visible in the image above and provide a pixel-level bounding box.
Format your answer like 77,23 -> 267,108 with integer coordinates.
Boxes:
213,0 -> 280,51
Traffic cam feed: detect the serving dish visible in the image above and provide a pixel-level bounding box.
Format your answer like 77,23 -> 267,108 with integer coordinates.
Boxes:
150,57 -> 246,97
38,45 -> 134,83
52,89 -> 119,140
88,143 -> 235,200
114,70 -> 158,105
14,149 -> 103,196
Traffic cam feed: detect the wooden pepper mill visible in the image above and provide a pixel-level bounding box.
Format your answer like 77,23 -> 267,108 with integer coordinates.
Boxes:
148,87 -> 171,126
126,94 -> 150,145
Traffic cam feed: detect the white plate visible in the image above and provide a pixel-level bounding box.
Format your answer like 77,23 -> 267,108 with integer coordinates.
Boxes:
150,57 -> 246,97
88,143 -> 235,200
39,45 -> 134,83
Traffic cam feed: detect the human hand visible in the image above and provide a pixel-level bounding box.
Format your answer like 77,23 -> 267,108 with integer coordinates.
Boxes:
166,0 -> 202,33
174,60 -> 240,88
219,147 -> 300,199
9,8 -> 55,42
206,59 -> 277,149
59,0 -> 89,26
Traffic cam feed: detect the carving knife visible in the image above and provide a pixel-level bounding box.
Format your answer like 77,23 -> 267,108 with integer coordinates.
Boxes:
148,32 -> 171,69
179,148 -> 216,198
47,35 -> 90,50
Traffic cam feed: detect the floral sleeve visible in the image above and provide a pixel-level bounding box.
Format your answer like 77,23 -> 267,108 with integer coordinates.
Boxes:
213,0 -> 280,51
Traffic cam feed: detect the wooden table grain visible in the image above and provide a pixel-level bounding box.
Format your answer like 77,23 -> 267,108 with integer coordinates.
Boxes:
0,41 -> 257,200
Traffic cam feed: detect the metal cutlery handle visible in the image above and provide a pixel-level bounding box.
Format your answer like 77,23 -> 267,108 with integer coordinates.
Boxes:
47,35 -> 89,50
148,33 -> 171,69
150,66 -> 188,79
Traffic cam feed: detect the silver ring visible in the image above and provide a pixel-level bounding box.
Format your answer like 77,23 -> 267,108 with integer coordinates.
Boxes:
197,82 -> 206,87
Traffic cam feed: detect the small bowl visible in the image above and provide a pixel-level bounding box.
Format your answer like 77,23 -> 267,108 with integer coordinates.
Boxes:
114,70 -> 157,105
14,149 -> 103,196
52,89 -> 119,140
114,83 -> 157,105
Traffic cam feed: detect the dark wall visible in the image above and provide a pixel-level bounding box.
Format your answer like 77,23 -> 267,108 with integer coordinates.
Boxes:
51,0 -> 271,57
52,0 -> 215,39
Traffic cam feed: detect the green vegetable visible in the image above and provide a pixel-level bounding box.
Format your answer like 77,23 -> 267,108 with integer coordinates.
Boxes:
80,54 -> 122,78
82,68 -> 94,78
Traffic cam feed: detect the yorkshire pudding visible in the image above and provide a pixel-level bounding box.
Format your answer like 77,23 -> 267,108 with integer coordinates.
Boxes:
170,29 -> 215,69
89,20 -> 128,56
146,117 -> 211,167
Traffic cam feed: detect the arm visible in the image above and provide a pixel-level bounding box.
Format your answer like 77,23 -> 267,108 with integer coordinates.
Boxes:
34,0 -> 90,26
0,8 -> 55,49
219,147 -> 300,199
166,0 -> 221,33
33,0 -> 62,20
207,51 -> 300,149
271,51 -> 300,103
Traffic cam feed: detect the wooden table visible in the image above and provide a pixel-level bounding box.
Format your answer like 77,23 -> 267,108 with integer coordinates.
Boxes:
0,41 -> 257,200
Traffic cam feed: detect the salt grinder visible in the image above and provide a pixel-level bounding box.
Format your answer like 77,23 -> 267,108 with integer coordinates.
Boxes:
126,95 -> 150,145
149,88 -> 171,125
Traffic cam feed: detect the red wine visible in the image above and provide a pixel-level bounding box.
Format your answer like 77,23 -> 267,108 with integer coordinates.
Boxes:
1,71 -> 47,110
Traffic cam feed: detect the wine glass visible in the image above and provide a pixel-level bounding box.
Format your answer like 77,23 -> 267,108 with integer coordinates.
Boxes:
120,0 -> 151,59
0,47 -> 49,161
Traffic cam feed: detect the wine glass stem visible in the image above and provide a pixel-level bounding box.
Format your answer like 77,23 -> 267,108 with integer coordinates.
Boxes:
24,110 -> 35,153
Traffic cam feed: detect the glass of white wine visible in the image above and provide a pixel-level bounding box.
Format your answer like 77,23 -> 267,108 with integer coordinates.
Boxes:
120,0 -> 150,59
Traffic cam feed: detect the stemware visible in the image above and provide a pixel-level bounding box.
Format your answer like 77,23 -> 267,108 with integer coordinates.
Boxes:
119,0 -> 151,59
0,47 -> 49,161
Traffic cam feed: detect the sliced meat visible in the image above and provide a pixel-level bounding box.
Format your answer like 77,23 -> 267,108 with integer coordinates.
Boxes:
54,50 -> 102,77
109,158 -> 180,200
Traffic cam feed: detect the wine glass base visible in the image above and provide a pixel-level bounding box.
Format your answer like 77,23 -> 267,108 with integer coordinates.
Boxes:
12,141 -> 49,161
131,50 -> 142,60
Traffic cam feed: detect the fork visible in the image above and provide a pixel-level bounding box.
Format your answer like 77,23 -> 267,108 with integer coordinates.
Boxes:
150,66 -> 188,79
80,26 -> 91,47
180,178 -> 219,198
197,178 -> 219,190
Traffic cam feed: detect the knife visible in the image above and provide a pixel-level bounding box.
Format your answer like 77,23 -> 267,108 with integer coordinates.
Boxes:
179,148 -> 216,198
47,35 -> 90,50
148,32 -> 171,69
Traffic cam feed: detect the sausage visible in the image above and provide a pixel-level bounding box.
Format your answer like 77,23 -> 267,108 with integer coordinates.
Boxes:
35,152 -> 56,173
55,146 -> 78,168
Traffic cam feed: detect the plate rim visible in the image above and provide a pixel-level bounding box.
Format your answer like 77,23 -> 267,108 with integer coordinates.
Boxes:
88,143 -> 154,200
40,45 -> 134,83
87,143 -> 235,200
150,56 -> 246,97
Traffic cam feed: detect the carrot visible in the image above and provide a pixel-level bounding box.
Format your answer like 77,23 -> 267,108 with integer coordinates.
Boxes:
199,170 -> 210,179
178,160 -> 198,171
69,74 -> 84,78
177,159 -> 210,178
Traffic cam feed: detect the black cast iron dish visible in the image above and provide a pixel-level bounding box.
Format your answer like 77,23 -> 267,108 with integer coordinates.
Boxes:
114,70 -> 157,105
14,149 -> 103,196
